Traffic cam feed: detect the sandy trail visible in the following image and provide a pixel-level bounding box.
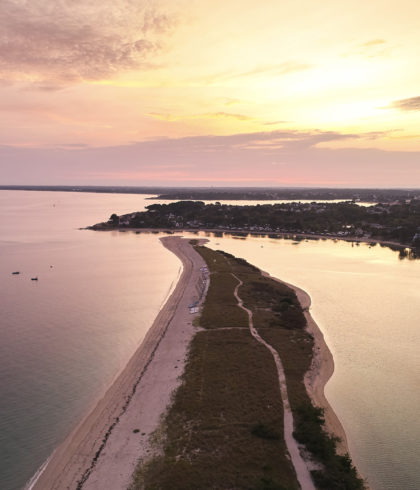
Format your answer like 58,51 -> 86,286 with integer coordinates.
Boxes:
232,273 -> 316,490
29,236 -> 207,490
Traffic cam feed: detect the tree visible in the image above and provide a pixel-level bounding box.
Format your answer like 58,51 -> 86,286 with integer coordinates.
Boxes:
109,213 -> 119,225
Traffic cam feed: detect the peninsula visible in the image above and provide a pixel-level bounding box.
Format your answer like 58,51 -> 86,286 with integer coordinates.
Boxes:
29,235 -> 364,489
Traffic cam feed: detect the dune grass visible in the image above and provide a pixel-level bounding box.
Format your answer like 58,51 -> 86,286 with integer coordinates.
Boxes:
131,245 -> 365,490
132,328 -> 299,490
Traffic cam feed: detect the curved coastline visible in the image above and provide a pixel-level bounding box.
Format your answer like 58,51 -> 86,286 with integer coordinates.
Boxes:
26,235 -> 362,489
91,226 -> 414,254
262,270 -> 349,453
28,236 -> 204,490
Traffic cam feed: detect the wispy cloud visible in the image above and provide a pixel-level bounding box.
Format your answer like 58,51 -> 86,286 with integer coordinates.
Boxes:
343,38 -> 389,58
200,61 -> 312,84
0,0 -> 175,85
263,120 -> 288,126
361,39 -> 386,48
389,96 -> 420,111
146,112 -> 254,121
223,98 -> 241,106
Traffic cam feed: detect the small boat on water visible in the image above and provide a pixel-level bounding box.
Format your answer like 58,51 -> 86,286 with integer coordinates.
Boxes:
31,277 -> 38,281
12,271 -> 20,275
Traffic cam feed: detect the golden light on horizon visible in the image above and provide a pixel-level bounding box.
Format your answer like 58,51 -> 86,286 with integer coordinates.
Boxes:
0,0 -> 419,186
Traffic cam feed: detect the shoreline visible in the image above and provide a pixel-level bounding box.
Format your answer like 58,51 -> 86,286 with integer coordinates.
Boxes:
29,236 -> 206,490
262,271 -> 350,454
91,226 -> 413,253
261,269 -> 368,486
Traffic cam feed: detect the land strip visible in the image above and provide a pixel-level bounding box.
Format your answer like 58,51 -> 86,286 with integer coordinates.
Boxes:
29,236 -> 364,490
4,185 -> 420,202
131,244 -> 365,489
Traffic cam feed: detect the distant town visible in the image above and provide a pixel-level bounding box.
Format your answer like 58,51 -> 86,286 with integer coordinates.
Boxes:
92,199 -> 420,251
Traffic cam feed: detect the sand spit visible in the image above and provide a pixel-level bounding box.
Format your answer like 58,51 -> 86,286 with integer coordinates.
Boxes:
28,235 -> 359,489
30,236 -> 207,490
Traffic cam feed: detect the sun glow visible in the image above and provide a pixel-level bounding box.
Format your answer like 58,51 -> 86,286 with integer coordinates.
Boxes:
1,0 -> 420,185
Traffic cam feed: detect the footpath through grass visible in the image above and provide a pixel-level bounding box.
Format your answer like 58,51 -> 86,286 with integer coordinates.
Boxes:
131,244 -> 365,490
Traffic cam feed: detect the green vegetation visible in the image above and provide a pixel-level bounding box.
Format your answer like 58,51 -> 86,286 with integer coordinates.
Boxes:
130,246 -> 365,490
94,199 -> 420,248
152,187 -> 420,203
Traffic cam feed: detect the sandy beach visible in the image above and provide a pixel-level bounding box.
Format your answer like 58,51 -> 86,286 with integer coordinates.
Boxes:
30,236 -> 207,490
262,271 -> 350,454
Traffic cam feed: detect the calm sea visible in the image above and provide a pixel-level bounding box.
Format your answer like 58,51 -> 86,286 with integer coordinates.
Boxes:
0,191 -> 181,490
0,191 -> 418,490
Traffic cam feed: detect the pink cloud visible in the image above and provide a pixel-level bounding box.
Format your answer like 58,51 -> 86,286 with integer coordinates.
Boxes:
1,129 -> 419,187
0,0 -> 175,84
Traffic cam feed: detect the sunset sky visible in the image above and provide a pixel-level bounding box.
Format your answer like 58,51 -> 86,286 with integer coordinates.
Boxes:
1,0 -> 419,187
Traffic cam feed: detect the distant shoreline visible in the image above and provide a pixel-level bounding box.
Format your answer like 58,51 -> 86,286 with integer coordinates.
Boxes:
90,225 -> 414,253
2,185 -> 420,204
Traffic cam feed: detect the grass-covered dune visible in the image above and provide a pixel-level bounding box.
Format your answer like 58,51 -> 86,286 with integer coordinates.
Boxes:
131,244 -> 365,490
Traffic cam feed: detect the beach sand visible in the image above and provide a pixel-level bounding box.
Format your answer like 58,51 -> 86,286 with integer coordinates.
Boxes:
30,236 -> 206,490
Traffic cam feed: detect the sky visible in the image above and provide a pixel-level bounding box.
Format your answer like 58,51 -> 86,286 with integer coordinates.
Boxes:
1,0 -> 419,187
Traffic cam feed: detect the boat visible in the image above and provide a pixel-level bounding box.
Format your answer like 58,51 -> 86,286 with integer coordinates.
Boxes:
12,271 -> 20,275
31,277 -> 38,281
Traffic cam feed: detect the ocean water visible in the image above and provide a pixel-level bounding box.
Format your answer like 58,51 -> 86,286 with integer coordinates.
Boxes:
1,191 -> 418,490
0,191 -> 181,490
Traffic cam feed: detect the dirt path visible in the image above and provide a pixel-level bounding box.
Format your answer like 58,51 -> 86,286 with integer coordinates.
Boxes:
232,273 -> 316,490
